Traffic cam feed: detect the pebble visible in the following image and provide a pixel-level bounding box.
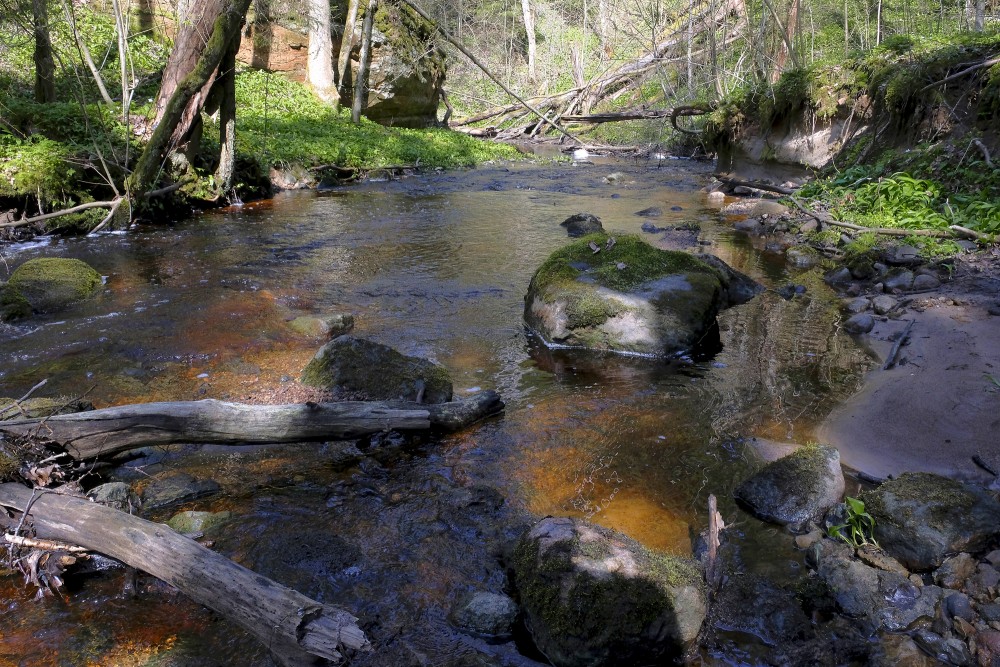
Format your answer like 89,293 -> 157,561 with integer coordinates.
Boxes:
825,267 -> 853,285
946,591 -> 976,621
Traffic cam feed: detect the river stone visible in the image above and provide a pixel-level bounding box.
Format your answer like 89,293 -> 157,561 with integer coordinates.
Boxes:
167,510 -> 231,535
301,335 -> 452,403
734,444 -> 845,527
733,218 -> 762,233
883,269 -> 915,292
560,213 -> 604,237
449,591 -> 519,638
524,234 -> 761,357
709,572 -> 810,645
843,297 -> 871,314
634,206 -> 663,217
871,295 -> 898,315
142,472 -> 220,510
884,245 -> 923,266
825,267 -> 853,286
876,633 -> 942,667
843,313 -> 875,334
0,257 -> 102,320
750,201 -> 789,217
88,482 -> 140,513
786,246 -> 818,268
935,553 -> 977,589
913,274 -> 941,290
510,516 -> 706,667
862,472 -> 1000,571
912,628 -> 972,666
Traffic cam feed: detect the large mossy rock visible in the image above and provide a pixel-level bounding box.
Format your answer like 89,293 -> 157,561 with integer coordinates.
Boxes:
863,472 -> 1000,571
301,335 -> 453,403
0,258 -> 102,320
524,234 -> 761,357
734,444 -> 845,527
510,517 -> 706,667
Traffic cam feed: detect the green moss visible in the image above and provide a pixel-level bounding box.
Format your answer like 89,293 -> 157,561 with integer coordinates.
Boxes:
862,472 -> 976,531
1,258 -> 102,320
530,234 -> 719,297
0,451 -> 18,481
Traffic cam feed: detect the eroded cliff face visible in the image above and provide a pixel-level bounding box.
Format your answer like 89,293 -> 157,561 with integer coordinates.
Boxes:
148,0 -> 444,128
711,41 -> 1000,183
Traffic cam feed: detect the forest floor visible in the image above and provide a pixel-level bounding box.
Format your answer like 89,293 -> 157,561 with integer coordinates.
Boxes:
817,246 -> 1000,483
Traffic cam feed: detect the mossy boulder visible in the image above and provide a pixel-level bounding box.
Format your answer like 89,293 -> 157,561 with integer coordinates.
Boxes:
734,444 -> 845,527
301,335 -> 452,403
560,213 -> 604,237
862,473 -> 1000,571
510,517 -> 706,667
524,234 -> 761,357
0,258 -> 102,320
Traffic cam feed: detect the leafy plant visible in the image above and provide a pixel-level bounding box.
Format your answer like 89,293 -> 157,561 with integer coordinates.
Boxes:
828,496 -> 878,548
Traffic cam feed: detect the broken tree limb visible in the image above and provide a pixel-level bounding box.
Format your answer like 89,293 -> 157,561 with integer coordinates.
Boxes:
719,177 -> 797,195
789,195 -> 989,240
920,56 -> 1000,93
560,105 -> 711,123
0,483 -> 371,666
399,0 -> 581,145
0,392 -> 505,460
882,319 -> 914,371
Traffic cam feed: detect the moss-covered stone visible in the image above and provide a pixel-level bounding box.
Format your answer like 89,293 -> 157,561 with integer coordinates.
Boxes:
524,234 -> 760,357
510,517 -> 705,667
0,257 -> 102,321
734,444 -> 845,527
301,335 -> 453,403
862,472 -> 1000,571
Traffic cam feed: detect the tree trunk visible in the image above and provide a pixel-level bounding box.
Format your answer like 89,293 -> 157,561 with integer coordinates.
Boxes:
32,0 -> 56,103
129,0 -> 253,200
0,484 -> 371,666
214,33 -> 239,198
307,0 -> 335,100
352,0 -> 376,123
59,0 -> 114,105
0,392 -> 504,461
336,0 -> 361,100
520,0 -> 537,82
975,0 -> 985,30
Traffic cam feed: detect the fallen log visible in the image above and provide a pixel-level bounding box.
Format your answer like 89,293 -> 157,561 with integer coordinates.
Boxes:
560,105 -> 711,123
0,392 -> 504,461
0,483 -> 370,666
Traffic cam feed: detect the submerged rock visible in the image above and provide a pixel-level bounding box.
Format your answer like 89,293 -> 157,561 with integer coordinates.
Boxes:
167,510 -> 232,535
142,472 -> 220,510
524,234 -> 761,357
301,335 -> 453,403
510,516 -> 705,667
734,444 -> 845,527
560,213 -> 604,237
88,482 -> 140,513
449,591 -> 519,638
0,257 -> 102,320
863,472 -> 1000,571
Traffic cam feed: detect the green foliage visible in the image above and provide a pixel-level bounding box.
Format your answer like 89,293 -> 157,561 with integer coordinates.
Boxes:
228,69 -> 519,171
0,137 -> 78,205
828,496 -> 878,548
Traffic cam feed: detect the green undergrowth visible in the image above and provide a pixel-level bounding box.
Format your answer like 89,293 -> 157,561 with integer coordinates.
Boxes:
225,69 -> 520,171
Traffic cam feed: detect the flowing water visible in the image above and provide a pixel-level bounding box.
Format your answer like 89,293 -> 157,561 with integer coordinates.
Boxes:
0,158 -> 873,666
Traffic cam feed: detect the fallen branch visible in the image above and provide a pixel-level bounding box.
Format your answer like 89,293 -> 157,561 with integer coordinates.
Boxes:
0,392 -> 505,460
882,319 -> 914,371
719,177 -> 797,195
559,105 -> 711,123
920,56 -> 1000,92
4,533 -> 88,553
789,196 -> 987,240
0,200 -> 117,229
971,138 -> 994,169
0,483 -> 371,666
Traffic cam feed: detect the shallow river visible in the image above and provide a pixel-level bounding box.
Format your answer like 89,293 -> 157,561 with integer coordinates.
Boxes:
0,157 -> 873,666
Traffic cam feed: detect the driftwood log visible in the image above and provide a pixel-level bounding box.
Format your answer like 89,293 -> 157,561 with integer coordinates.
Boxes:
0,483 -> 370,666
0,392 -> 504,460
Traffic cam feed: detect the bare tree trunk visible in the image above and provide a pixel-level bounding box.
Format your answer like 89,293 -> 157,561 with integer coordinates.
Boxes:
336,0 -> 361,100
307,0 -> 335,100
772,0 -> 800,80
0,393 -> 504,461
520,0 -> 537,82
352,0 -> 376,123
129,0 -> 253,200
974,0 -> 985,30
59,0 -> 114,104
111,0 -> 132,122
32,0 -> 55,103
215,34 -> 238,198
598,0 -> 609,60
0,484 -> 371,667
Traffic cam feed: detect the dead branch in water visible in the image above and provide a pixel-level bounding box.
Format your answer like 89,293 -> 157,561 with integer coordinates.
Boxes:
789,196 -> 990,241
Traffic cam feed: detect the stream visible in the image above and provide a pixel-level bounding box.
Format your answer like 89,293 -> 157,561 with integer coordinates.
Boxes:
0,157 -> 873,666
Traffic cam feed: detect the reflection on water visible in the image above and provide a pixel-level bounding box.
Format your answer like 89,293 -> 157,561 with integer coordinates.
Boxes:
0,159 -> 870,665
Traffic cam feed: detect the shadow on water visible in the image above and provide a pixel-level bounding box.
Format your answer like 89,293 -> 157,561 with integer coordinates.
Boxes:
0,159 -> 872,665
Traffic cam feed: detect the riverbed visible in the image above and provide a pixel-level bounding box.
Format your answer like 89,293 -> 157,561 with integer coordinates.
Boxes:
0,157 -> 873,665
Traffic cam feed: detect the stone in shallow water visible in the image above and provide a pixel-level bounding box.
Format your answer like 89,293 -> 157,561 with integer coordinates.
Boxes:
843,313 -> 875,334
734,445 -> 845,527
142,472 -> 220,510
449,591 -> 519,638
560,213 -> 604,237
